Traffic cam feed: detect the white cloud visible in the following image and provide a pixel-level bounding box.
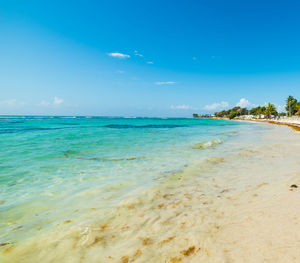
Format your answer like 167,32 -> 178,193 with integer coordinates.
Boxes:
39,97 -> 64,107
107,52 -> 130,59
147,61 -> 154,64
170,104 -> 195,110
236,98 -> 255,108
204,101 -> 229,111
155,81 -> 176,85
53,96 -> 64,105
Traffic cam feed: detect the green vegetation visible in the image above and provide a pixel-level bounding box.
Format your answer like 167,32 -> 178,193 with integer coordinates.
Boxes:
214,104 -> 278,119
249,106 -> 266,116
296,104 -> 300,116
213,96 -> 300,119
228,111 -> 239,119
286,96 -> 300,116
264,103 -> 277,118
214,107 -> 248,119
198,95 -> 300,119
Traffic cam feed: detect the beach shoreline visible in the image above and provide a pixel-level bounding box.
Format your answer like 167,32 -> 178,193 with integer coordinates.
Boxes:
2,121 -> 300,263
210,116 -> 300,132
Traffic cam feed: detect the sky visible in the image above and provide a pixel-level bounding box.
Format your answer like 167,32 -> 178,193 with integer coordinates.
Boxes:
0,0 -> 300,116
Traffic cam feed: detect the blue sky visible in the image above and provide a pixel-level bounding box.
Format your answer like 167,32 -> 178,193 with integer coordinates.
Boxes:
0,0 -> 300,116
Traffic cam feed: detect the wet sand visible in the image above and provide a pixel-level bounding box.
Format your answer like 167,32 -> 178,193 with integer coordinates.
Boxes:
1,124 -> 300,263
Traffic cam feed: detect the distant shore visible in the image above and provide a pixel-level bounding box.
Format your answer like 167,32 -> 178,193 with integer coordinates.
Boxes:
210,116 -> 300,132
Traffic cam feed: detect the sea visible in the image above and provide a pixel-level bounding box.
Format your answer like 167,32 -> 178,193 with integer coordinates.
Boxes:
0,116 -> 277,262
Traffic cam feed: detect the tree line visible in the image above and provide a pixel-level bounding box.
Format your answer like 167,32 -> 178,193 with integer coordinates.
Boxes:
214,96 -> 300,119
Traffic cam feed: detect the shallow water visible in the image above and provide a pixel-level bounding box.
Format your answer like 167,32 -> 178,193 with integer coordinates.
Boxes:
2,117 -> 292,262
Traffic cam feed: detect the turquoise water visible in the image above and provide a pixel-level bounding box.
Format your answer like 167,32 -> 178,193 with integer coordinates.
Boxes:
0,116 -> 256,244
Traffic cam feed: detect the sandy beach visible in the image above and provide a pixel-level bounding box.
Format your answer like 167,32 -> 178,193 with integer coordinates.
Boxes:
2,1 -> 300,262
1,122 -> 300,263
213,116 -> 300,131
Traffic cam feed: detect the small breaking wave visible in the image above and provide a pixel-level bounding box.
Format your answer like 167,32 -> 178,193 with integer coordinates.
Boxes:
191,139 -> 223,149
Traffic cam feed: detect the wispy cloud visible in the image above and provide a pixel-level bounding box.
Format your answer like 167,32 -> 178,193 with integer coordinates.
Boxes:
155,81 -> 176,85
107,52 -> 130,59
134,50 -> 143,57
53,96 -> 64,105
117,70 -> 125,74
147,61 -> 154,64
0,99 -> 26,112
204,101 -> 229,111
0,99 -> 18,107
192,56 -> 197,60
170,104 -> 196,110
40,97 -> 64,107
39,100 -> 50,106
236,98 -> 255,108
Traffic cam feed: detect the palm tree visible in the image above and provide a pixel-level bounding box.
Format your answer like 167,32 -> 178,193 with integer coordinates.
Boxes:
264,103 -> 277,119
296,104 -> 300,116
285,96 -> 298,116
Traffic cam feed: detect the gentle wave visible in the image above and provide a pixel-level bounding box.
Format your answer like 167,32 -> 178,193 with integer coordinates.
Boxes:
0,127 -> 63,134
191,139 -> 223,149
105,124 -> 186,129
